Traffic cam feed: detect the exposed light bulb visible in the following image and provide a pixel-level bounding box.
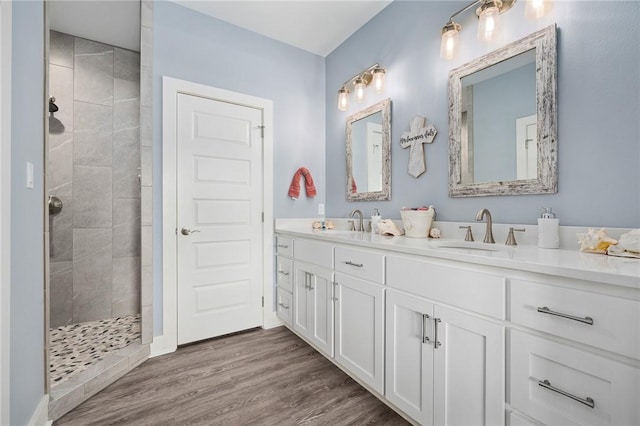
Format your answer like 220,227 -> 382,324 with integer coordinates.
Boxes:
337,87 -> 350,111
477,3 -> 501,42
372,68 -> 386,94
526,0 -> 552,19
440,22 -> 461,60
354,77 -> 366,104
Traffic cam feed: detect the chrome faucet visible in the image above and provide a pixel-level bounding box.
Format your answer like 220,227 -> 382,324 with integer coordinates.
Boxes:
475,208 -> 495,243
349,209 -> 364,232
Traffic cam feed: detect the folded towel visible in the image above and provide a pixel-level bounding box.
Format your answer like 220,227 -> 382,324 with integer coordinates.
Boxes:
288,167 -> 317,199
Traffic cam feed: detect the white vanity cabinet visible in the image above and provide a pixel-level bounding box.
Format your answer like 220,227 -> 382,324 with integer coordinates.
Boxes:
385,257 -> 505,425
275,229 -> 639,426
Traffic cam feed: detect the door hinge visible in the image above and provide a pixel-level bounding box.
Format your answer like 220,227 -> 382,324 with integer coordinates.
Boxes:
261,296 -> 264,307
262,212 -> 264,223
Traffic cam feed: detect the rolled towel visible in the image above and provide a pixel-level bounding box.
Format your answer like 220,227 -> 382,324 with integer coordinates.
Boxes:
288,167 -> 317,199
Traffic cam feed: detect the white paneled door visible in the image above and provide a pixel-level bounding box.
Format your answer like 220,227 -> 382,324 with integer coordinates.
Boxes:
176,93 -> 263,345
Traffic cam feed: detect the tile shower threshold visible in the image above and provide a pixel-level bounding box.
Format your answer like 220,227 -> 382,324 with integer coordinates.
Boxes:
49,341 -> 150,421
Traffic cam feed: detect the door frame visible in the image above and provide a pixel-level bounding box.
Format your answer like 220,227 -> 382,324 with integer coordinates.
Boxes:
153,76 -> 275,356
0,1 -> 12,423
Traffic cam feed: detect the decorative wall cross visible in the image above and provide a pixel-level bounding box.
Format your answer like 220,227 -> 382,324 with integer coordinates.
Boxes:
400,115 -> 437,178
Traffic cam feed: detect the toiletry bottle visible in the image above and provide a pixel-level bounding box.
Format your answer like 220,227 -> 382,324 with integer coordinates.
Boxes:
371,208 -> 381,234
538,207 -> 560,249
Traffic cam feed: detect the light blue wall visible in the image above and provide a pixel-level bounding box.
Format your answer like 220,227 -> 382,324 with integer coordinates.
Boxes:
326,1 -> 640,228
10,2 -> 45,424
153,1 -> 326,333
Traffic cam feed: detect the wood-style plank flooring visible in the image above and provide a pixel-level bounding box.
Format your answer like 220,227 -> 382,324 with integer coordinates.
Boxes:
55,326 -> 409,425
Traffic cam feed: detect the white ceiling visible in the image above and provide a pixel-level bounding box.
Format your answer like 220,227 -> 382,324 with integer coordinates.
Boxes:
48,1 -> 392,57
49,1 -> 141,52
171,1 -> 393,57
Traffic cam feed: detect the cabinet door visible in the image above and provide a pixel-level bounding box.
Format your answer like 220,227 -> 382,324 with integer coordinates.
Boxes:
293,264 -> 310,335
307,264 -> 334,357
334,273 -> 384,393
385,290 -> 435,426
293,262 -> 334,357
433,305 -> 505,426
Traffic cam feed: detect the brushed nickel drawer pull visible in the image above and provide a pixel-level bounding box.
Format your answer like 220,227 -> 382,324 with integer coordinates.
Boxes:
538,379 -> 595,408
277,244 -> 289,248
344,261 -> 364,268
433,318 -> 442,349
537,306 -> 594,325
278,303 -> 289,310
278,270 -> 289,276
422,314 -> 430,344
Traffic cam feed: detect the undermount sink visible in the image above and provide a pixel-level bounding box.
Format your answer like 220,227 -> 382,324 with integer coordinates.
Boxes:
430,240 -> 511,252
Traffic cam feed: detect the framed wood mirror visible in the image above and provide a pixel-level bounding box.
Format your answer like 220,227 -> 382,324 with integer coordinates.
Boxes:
448,25 -> 557,197
346,98 -> 391,201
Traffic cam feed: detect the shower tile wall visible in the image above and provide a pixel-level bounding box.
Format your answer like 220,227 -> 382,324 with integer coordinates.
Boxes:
49,31 -> 141,328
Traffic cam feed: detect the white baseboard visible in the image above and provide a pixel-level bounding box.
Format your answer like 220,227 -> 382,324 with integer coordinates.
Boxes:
149,335 -> 177,358
28,395 -> 49,426
263,311 -> 281,330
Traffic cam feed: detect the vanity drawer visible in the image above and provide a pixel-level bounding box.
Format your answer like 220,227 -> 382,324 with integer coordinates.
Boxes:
294,239 -> 333,269
276,257 -> 293,292
276,236 -> 293,257
386,256 -> 505,319
510,279 -> 640,359
510,330 -> 640,426
335,246 -> 385,284
277,288 -> 293,327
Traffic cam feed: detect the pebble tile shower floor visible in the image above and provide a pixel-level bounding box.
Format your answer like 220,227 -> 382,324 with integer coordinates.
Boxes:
50,314 -> 140,384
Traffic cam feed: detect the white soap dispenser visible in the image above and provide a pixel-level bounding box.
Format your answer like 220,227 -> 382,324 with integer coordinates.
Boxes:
371,208 -> 381,234
538,207 -> 560,249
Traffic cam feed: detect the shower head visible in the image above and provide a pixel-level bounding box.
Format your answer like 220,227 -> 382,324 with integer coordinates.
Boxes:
49,96 -> 59,113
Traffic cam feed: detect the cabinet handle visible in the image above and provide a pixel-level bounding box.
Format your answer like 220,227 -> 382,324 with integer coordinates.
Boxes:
278,270 -> 289,276
278,303 -> 289,310
538,379 -> 595,409
433,318 -> 442,349
537,306 -> 594,325
422,314 -> 430,344
344,261 -> 364,268
277,244 -> 289,249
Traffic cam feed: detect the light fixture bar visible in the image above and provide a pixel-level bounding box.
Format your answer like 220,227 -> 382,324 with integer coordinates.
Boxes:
336,63 -> 385,111
340,63 -> 380,89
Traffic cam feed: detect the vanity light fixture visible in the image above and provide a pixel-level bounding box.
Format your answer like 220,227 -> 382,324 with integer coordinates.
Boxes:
336,63 -> 386,111
440,0 -> 552,60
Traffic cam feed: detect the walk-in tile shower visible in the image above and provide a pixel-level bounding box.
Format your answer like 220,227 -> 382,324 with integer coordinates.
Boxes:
48,30 -> 141,385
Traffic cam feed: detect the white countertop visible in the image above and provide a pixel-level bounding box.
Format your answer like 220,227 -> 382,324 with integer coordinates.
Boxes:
276,227 -> 640,289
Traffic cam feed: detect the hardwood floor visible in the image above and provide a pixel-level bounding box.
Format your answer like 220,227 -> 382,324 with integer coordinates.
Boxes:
55,326 -> 409,425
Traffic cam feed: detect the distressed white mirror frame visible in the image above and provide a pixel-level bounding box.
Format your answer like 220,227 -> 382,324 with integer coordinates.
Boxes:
449,24 -> 557,197
346,98 -> 391,201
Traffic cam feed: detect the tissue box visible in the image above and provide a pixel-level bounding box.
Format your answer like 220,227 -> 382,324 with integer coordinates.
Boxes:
400,209 -> 434,238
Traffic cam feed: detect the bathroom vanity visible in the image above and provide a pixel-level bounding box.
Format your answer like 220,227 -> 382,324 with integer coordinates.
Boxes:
275,226 -> 640,426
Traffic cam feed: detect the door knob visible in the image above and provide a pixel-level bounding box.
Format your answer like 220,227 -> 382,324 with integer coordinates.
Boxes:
181,227 -> 200,236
